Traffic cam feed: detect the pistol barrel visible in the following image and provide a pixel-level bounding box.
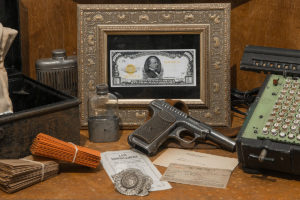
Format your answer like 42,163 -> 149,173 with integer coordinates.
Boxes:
188,117 -> 236,152
207,129 -> 236,152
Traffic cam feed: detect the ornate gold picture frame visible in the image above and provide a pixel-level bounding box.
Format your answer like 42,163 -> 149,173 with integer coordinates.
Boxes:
77,4 -> 231,128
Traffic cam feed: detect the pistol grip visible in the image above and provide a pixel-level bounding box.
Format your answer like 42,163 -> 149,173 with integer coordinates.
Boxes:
132,110 -> 176,144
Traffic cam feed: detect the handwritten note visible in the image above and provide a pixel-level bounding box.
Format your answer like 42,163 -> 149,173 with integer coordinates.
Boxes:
161,163 -> 232,188
153,148 -> 238,171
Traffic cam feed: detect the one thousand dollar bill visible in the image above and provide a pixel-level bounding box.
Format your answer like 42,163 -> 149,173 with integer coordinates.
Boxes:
110,49 -> 196,87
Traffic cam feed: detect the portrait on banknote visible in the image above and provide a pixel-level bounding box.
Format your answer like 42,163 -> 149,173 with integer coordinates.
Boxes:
143,56 -> 162,79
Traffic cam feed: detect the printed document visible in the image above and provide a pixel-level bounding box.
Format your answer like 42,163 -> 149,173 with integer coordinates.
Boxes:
101,150 -> 172,191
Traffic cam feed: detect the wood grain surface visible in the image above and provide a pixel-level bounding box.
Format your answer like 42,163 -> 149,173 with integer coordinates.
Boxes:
1,113 -> 300,199
19,0 -> 77,77
19,0 -> 300,91
231,0 -> 300,90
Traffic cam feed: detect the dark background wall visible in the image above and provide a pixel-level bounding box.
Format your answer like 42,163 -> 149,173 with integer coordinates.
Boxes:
8,0 -> 300,91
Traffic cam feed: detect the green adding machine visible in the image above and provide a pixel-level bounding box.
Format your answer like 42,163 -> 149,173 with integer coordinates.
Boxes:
237,45 -> 300,175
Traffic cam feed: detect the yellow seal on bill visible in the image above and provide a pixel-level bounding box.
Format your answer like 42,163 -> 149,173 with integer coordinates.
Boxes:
125,64 -> 136,74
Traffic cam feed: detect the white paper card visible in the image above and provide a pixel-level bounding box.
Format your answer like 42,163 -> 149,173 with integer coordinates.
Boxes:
101,150 -> 172,191
153,148 -> 238,171
161,163 -> 232,188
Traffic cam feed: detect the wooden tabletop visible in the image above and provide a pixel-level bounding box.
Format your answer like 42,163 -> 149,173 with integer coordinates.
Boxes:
1,113 -> 300,200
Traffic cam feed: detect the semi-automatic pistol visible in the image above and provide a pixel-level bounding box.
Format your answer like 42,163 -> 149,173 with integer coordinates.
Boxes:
128,100 -> 236,156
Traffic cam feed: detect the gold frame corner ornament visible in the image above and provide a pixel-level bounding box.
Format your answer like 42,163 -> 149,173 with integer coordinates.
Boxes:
77,3 -> 231,128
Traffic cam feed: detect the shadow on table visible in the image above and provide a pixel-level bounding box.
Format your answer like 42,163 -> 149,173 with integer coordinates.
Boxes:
59,161 -> 103,173
244,168 -> 300,182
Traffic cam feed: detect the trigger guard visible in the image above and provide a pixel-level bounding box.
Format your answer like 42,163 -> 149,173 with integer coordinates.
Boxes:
174,127 -> 197,147
174,127 -> 187,136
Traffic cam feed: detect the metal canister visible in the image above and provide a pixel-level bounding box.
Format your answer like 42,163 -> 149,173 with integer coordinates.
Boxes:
35,49 -> 77,96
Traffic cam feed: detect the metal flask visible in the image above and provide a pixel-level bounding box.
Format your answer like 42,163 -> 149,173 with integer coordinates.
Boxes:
35,49 -> 77,96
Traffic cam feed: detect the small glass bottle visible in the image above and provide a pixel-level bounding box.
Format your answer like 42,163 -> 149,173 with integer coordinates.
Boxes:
88,84 -> 120,142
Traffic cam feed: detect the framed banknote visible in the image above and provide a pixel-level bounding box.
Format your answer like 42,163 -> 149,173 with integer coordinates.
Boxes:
78,4 -> 231,128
